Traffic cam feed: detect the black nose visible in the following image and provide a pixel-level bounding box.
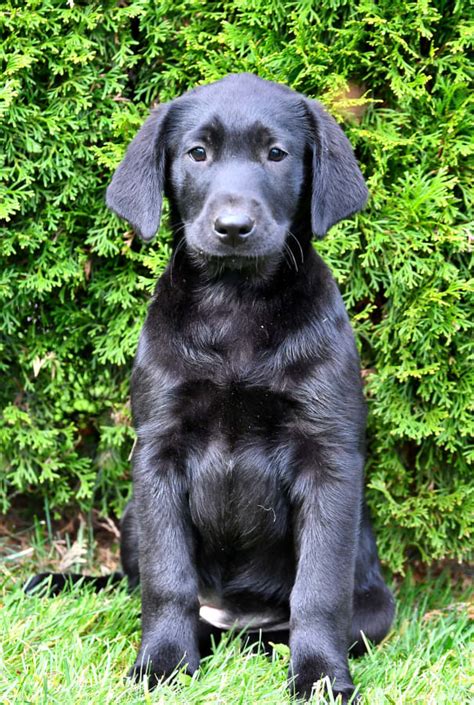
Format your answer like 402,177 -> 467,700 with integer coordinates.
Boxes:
214,213 -> 255,246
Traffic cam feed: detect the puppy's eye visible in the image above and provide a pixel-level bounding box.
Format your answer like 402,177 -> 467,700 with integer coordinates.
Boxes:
268,147 -> 287,162
188,146 -> 207,162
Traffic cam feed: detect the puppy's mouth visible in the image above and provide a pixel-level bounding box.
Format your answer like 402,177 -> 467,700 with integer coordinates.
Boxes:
189,248 -> 282,275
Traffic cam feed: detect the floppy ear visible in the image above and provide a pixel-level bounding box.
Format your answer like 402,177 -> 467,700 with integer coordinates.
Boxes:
305,100 -> 368,238
106,105 -> 169,241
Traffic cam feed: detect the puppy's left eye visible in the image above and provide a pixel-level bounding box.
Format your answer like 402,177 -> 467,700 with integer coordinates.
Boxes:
188,146 -> 207,162
268,147 -> 288,162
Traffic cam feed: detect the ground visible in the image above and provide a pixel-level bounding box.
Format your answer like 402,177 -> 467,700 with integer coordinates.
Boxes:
0,516 -> 472,704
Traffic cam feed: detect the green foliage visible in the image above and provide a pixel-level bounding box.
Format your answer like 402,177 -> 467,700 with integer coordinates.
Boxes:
0,0 -> 472,571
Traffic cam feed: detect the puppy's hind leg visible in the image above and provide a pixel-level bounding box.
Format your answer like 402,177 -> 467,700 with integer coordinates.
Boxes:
120,498 -> 140,589
350,502 -> 395,656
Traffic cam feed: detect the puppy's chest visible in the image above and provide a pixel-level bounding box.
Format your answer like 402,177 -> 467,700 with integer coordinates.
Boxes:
187,432 -> 290,551
170,375 -> 296,446
181,293 -> 272,378
173,379 -> 295,548
159,302 -> 306,545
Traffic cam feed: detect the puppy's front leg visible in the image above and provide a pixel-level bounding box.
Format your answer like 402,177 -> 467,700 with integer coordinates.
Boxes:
289,452 -> 363,703
130,440 -> 200,686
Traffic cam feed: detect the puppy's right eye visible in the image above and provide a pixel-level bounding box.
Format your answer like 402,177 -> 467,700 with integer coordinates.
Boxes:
188,146 -> 207,162
268,147 -> 287,161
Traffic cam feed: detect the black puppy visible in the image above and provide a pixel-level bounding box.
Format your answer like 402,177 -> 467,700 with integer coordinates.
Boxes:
29,74 -> 395,702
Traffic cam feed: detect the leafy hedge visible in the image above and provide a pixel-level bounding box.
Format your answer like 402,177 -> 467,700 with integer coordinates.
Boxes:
1,0 -> 472,571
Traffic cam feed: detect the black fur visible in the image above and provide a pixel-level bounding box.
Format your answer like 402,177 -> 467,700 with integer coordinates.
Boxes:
27,74 -> 394,703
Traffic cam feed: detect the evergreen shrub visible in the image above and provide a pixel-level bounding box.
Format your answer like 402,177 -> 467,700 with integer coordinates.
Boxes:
0,0 -> 472,571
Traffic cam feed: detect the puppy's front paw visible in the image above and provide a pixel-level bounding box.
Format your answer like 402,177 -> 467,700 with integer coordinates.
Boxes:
294,677 -> 357,703
128,641 -> 200,689
289,656 -> 357,703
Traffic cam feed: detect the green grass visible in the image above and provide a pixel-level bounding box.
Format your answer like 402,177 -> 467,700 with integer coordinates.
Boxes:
0,565 -> 472,705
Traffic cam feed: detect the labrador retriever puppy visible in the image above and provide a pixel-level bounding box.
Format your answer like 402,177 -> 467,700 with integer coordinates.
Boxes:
29,74 -> 395,702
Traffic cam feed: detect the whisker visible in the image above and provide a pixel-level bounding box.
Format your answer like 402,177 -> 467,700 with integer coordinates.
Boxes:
287,230 -> 304,265
283,244 -> 294,272
284,241 -> 298,272
169,219 -> 188,230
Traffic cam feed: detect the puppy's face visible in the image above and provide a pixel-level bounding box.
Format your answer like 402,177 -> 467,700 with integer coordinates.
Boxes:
166,80 -> 311,269
106,74 -> 368,271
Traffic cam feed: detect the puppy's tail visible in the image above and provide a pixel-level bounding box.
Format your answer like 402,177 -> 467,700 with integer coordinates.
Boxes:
24,571 -> 125,596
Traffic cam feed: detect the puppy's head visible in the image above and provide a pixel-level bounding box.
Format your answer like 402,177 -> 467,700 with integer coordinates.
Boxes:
106,74 -> 367,271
